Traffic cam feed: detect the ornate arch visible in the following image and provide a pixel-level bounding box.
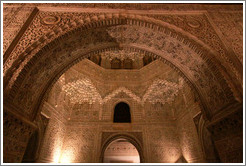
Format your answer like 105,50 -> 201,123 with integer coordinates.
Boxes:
3,13 -> 239,121
99,133 -> 144,163
3,13 -> 242,85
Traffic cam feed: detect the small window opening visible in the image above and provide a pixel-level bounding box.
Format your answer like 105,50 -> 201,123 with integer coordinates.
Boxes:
113,102 -> 131,123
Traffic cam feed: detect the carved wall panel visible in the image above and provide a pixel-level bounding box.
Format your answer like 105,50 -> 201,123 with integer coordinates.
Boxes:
70,102 -> 101,122
208,11 -> 243,63
213,134 -> 243,163
3,109 -> 36,163
148,13 -> 242,80
3,6 -> 34,54
144,102 -> 174,122
60,126 -> 98,163
146,125 -> 181,163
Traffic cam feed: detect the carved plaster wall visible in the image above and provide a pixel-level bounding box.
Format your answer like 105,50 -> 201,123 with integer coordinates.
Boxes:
36,58 -> 205,163
3,109 -> 36,163
3,3 -> 243,163
3,4 -> 242,123
208,11 -> 243,63
3,6 -> 34,54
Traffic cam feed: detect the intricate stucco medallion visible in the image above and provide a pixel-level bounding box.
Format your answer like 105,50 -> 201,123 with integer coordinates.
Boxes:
187,18 -> 201,28
42,15 -> 61,25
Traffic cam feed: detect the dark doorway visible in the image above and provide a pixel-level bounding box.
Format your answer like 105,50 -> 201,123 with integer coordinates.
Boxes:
113,102 -> 131,123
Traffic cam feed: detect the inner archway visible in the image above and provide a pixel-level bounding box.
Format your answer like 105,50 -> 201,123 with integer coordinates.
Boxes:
103,138 -> 140,163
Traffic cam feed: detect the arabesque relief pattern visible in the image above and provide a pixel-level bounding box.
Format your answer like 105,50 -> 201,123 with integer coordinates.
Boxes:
3,9 -> 242,90
208,11 -> 243,63
3,8 -> 240,112
3,6 -> 34,54
7,25 -> 234,120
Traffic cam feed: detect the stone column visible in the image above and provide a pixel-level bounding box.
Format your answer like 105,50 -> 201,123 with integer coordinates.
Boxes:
176,112 -> 205,163
37,101 -> 67,163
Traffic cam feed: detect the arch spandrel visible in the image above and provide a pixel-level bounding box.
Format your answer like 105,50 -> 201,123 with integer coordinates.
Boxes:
3,13 -> 239,121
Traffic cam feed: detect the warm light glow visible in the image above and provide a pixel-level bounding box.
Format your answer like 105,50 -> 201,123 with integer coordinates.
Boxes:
52,138 -> 63,163
103,139 -> 140,163
59,149 -> 73,163
52,147 -> 62,163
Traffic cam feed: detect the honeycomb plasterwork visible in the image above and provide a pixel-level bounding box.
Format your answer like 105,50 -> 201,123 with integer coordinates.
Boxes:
60,78 -> 182,106
56,59 -> 186,106
103,87 -> 141,104
62,78 -> 102,105
143,78 -> 184,105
